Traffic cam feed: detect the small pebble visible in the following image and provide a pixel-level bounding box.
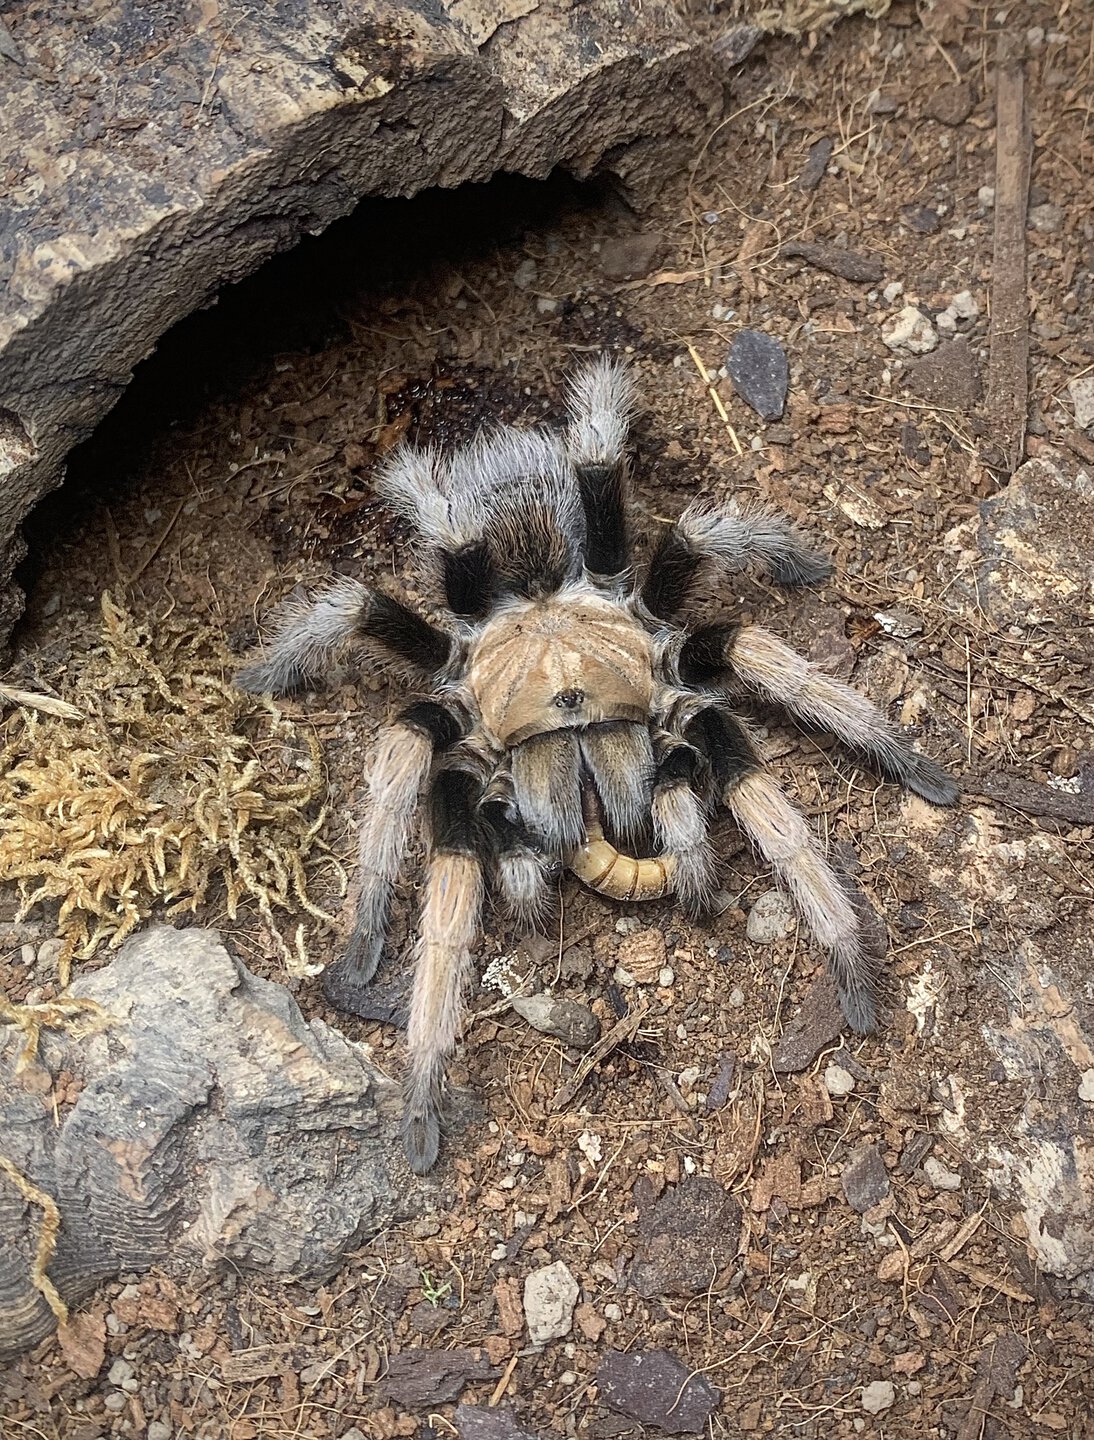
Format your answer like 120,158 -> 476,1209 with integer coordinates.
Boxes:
658,966 -> 675,987
1068,376 -> 1094,430
148,1423 -> 173,1440
104,1393 -> 128,1413
1028,202 -> 1064,234
883,306 -> 938,355
604,1303 -> 623,1322
107,1359 -> 134,1387
882,280 -> 904,304
950,289 -> 979,320
513,258 -> 538,289
862,1380 -> 895,1414
524,1262 -> 580,1345
678,1066 -> 701,1091
824,1064 -> 856,1098
1078,1070 -> 1094,1103
923,1155 -> 962,1191
728,986 -> 745,1008
978,185 -> 996,208
577,1130 -> 603,1164
746,889 -> 796,944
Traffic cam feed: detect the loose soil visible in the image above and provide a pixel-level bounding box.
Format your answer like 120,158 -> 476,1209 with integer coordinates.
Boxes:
3,4 -> 1093,1437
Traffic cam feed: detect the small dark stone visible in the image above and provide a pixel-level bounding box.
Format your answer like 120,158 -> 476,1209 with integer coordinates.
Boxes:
705,1054 -> 737,1112
726,329 -> 788,420
841,1144 -> 890,1214
926,80 -> 975,126
455,1405 -> 542,1440
797,137 -> 833,193
900,204 -> 940,234
629,1175 -> 741,1298
771,975 -> 845,1073
600,232 -> 662,280
597,1349 -> 721,1434
384,1348 -> 494,1408
781,241 -> 885,284
409,1299 -> 455,1336
903,337 -> 982,409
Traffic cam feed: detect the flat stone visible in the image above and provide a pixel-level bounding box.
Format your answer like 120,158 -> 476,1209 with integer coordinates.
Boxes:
511,994 -> 599,1049
597,1349 -> 721,1434
901,205 -> 939,234
926,80 -> 975,125
842,1144 -> 891,1214
824,1064 -> 856,1098
1029,202 -> 1064,234
1068,376 -> 1094,430
726,329 -> 789,420
599,231 -> 663,280
454,1406 -> 542,1440
772,975 -> 845,1073
383,1348 -> 494,1408
923,1156 -> 962,1192
523,1261 -> 580,1345
629,1175 -> 741,1298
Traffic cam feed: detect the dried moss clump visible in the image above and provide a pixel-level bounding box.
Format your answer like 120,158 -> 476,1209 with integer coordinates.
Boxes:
0,594 -> 340,980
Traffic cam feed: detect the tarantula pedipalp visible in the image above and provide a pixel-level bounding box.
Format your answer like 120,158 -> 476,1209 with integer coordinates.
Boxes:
236,356 -> 959,1173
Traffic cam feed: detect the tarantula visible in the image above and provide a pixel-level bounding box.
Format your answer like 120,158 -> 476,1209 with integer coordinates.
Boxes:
236,356 -> 958,1173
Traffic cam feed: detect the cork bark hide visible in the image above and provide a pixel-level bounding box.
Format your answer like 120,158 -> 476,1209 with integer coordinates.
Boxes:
0,926 -> 410,1360
0,0 -> 719,643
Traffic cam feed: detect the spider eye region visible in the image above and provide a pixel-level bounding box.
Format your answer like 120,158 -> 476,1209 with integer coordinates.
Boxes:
554,688 -> 586,710
468,596 -> 654,748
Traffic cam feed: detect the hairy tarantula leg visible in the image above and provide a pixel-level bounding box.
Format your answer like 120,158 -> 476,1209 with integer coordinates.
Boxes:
322,703 -> 463,1012
235,577 -> 454,695
565,355 -> 636,577
651,743 -> 718,917
684,707 -> 881,1033
570,786 -> 676,902
479,800 -> 554,931
681,623 -> 959,806
641,502 -> 832,620
403,768 -> 485,1175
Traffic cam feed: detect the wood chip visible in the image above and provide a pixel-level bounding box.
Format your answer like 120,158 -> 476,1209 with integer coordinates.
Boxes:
972,773 -> 1094,826
551,1002 -> 647,1111
984,33 -> 1032,474
781,241 -> 884,283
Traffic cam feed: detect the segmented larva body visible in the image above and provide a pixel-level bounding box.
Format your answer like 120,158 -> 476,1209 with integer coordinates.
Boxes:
570,813 -> 676,902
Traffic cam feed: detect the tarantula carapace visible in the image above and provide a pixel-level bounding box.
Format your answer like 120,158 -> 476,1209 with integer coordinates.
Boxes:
237,356 -> 959,1173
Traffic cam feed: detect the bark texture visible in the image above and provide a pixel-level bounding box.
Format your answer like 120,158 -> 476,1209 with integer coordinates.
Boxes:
0,0 -> 719,643
0,926 -> 409,1359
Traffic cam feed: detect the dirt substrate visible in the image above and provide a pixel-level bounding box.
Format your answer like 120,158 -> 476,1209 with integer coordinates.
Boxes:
2,3 -> 1093,1436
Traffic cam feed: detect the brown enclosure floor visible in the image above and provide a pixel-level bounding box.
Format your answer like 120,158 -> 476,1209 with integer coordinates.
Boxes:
3,3 -> 1094,1436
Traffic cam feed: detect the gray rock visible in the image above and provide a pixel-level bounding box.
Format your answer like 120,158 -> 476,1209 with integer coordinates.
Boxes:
455,1406 -> 542,1440
599,231 -> 663,280
147,1423 -> 172,1440
824,1064 -> 855,1098
0,926 -> 408,1360
510,994 -> 599,1049
1068,375 -> 1094,430
746,889 -> 796,943
726,330 -> 789,420
883,305 -> 938,355
523,1260 -> 579,1345
926,80 -> 974,125
862,1380 -> 895,1414
597,1349 -> 721,1434
841,1144 -> 891,1214
1029,202 -> 1064,234
923,1156 -> 962,1191
903,338 -> 983,409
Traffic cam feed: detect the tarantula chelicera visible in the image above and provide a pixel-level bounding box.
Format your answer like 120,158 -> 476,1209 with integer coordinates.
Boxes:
237,356 -> 958,1172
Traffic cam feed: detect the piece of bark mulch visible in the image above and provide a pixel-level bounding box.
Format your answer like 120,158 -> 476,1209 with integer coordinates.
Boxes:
771,975 -> 844,1073
597,1349 -> 721,1435
797,137 -> 833,192
926,80 -> 975,126
841,1144 -> 891,1215
781,241 -> 884,283
383,1348 -> 495,1408
629,1175 -> 741,1298
974,772 -> 1094,826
